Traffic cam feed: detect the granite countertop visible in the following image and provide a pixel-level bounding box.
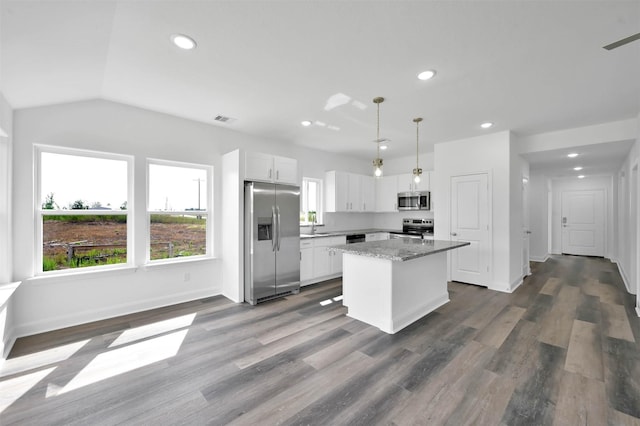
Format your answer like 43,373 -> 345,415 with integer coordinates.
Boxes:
300,228 -> 400,239
328,239 -> 470,262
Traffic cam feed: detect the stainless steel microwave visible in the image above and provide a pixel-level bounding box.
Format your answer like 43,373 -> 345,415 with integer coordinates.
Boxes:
397,191 -> 430,211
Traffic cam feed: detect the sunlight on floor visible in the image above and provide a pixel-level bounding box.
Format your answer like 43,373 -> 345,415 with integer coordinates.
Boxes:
54,329 -> 189,396
319,295 -> 344,306
0,339 -> 89,378
0,367 -> 56,413
109,313 -> 196,348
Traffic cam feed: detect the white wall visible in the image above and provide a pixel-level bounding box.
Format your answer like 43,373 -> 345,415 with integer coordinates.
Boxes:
12,99 -> 371,337
0,91 -> 16,361
0,91 -> 12,284
549,176 -> 615,259
519,119 -> 637,153
615,114 -> 640,303
434,131 -> 521,292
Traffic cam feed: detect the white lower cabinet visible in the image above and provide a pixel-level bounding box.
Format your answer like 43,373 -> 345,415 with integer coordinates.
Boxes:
300,235 -> 346,286
300,243 -> 314,282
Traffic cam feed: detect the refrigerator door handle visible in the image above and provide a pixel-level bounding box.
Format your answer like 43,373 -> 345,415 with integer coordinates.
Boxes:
271,206 -> 277,252
276,206 -> 281,251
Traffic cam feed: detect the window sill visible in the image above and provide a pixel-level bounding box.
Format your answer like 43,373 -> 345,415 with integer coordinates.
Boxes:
29,265 -> 140,286
143,256 -> 216,270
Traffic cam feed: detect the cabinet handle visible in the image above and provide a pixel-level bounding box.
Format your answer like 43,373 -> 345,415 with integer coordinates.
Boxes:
268,169 -> 272,179
276,170 -> 279,180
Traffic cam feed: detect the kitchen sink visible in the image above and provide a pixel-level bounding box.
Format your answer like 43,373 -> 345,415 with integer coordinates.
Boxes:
301,232 -> 332,237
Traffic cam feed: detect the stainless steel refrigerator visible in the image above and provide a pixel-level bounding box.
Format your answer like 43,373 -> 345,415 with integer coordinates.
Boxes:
244,181 -> 300,305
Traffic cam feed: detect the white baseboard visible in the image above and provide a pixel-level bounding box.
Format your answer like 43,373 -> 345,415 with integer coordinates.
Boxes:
615,262 -> 635,295
636,306 -> 640,317
529,254 -> 549,263
13,288 -> 220,339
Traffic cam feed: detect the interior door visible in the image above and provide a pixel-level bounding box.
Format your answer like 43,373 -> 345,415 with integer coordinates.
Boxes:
450,173 -> 490,286
561,190 -> 604,256
522,175 -> 531,276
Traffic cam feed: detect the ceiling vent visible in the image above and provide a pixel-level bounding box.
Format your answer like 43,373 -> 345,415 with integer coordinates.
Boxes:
213,115 -> 237,124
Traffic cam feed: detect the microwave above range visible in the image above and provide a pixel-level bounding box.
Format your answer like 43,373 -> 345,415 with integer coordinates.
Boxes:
397,191 -> 430,211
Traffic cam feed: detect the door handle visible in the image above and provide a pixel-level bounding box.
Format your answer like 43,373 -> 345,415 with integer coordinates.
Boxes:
526,230 -> 532,234
276,206 -> 281,251
271,206 -> 277,252
451,232 -> 457,237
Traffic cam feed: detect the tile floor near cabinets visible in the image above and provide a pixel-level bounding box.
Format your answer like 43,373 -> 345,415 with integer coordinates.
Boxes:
1,255 -> 639,425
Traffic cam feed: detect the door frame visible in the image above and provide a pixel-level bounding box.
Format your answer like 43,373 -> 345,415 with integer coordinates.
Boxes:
448,170 -> 493,287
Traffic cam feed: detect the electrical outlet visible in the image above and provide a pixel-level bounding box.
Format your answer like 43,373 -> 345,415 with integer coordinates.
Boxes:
184,272 -> 190,282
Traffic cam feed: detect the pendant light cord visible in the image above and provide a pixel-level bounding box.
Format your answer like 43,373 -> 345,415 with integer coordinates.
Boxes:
376,100 -> 380,159
416,119 -> 419,168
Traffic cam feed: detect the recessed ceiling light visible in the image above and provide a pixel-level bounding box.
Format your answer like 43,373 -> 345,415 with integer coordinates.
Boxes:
171,34 -> 197,50
417,70 -> 436,80
480,122 -> 493,129
380,145 -> 388,150
567,153 -> 579,158
578,175 -> 585,179
301,120 -> 312,127
573,166 -> 583,171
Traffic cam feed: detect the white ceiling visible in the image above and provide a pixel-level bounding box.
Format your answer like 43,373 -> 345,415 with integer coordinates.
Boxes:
1,1 -> 639,173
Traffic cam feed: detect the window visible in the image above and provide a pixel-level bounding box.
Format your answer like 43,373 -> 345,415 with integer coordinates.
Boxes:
37,146 -> 132,273
147,160 -> 212,262
300,177 -> 322,225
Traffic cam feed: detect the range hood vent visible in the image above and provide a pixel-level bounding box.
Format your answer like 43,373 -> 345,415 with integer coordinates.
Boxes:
213,115 -> 237,124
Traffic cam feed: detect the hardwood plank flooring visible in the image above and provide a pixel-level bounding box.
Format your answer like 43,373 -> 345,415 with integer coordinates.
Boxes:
1,255 -> 639,425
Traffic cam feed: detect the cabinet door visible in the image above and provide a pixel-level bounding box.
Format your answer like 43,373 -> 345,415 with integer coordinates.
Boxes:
413,171 -> 430,191
397,173 -> 415,192
360,175 -> 376,212
330,251 -> 343,274
313,246 -> 331,277
245,152 -> 274,182
274,156 -> 298,185
325,171 -> 350,212
347,173 -> 361,211
375,175 -> 398,212
300,247 -> 314,282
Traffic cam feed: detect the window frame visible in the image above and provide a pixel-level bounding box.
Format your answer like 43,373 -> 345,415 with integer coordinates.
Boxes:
35,144 -> 134,275
300,177 -> 323,225
146,158 -> 213,264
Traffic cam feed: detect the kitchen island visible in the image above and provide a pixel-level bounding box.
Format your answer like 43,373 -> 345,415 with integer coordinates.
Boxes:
329,238 -> 470,334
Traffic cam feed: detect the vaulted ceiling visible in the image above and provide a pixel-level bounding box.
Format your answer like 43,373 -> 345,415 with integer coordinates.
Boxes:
1,1 -> 639,166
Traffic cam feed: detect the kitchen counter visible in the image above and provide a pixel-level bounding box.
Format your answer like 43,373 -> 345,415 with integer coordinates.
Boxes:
329,238 -> 469,261
335,238 -> 470,334
300,228 -> 399,239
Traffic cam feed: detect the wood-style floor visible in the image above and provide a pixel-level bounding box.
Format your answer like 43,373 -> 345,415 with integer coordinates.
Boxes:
1,255 -> 639,425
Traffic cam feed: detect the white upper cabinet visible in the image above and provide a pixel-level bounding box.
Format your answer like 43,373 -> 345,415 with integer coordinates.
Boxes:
326,171 -> 369,212
360,175 -> 376,212
375,175 -> 398,212
245,151 -> 298,185
397,171 -> 431,192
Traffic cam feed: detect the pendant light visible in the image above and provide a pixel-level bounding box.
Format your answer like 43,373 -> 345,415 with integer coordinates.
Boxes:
372,97 -> 385,177
412,117 -> 423,184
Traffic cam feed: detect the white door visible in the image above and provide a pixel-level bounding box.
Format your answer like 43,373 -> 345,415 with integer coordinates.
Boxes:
561,190 -> 604,256
522,176 -> 531,276
450,173 -> 490,286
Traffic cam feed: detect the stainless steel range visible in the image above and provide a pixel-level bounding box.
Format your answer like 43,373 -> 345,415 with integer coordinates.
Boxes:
390,218 -> 434,240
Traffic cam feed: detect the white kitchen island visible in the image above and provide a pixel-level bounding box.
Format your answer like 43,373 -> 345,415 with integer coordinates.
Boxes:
329,238 -> 470,334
